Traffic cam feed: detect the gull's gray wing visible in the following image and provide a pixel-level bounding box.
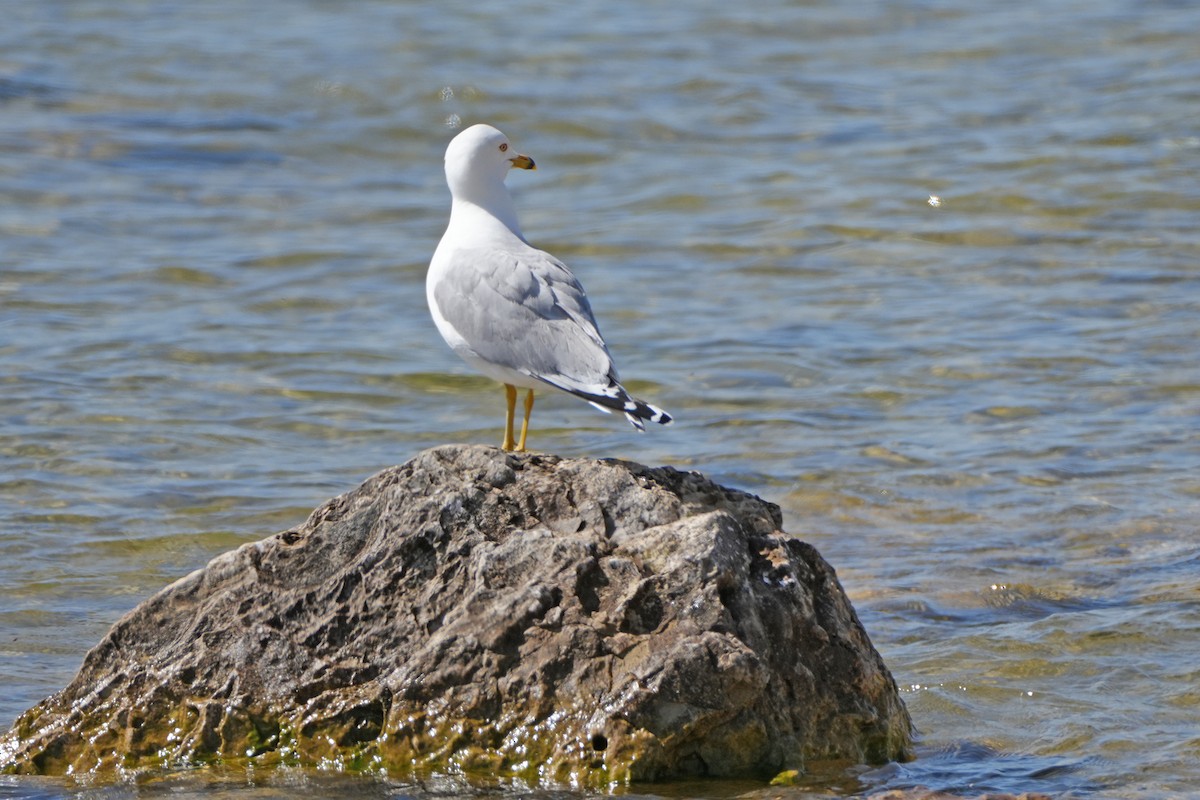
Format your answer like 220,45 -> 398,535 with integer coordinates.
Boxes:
432,244 -> 674,429
432,245 -> 620,397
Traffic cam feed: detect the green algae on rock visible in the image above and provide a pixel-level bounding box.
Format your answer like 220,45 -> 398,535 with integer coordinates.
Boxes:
0,445 -> 912,784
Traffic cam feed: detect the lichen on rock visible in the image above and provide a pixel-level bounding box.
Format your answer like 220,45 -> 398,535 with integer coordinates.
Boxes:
1,444 -> 912,785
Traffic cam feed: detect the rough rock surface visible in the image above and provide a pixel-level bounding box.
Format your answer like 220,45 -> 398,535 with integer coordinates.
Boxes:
1,445 -> 912,784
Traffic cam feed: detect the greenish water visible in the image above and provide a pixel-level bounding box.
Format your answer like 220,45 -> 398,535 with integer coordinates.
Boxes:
3,2 -> 1199,798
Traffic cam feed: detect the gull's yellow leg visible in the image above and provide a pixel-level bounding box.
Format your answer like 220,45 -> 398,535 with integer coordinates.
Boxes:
516,389 -> 535,452
502,384 -> 518,451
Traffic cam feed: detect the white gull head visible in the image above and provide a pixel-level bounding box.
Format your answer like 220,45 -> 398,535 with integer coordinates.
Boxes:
443,124 -> 536,232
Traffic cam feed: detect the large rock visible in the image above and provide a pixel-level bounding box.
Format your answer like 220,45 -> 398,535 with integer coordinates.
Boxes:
1,445 -> 912,784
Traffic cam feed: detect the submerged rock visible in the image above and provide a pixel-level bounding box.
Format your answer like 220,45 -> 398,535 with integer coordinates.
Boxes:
1,444 -> 912,784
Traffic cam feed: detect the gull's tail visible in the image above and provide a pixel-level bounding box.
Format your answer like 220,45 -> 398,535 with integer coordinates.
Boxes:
616,397 -> 672,432
541,374 -> 673,432
578,380 -> 673,432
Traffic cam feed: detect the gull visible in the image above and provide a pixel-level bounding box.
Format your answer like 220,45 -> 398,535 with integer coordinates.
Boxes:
427,124 -> 672,452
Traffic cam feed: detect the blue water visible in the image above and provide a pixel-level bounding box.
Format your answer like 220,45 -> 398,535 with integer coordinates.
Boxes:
4,2 -> 1200,797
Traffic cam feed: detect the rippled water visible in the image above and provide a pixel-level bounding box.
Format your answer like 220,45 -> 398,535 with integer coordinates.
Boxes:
3,2 -> 1200,798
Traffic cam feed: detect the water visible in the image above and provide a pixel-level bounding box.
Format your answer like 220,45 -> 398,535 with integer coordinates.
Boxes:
3,1 -> 1199,797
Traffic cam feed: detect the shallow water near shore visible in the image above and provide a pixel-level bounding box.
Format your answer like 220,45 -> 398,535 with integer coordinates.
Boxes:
3,2 -> 1199,798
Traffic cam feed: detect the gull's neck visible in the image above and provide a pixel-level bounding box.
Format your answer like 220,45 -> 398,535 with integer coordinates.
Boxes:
446,179 -> 527,246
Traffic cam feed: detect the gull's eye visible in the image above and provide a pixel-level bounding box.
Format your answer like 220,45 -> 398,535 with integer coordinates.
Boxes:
499,143 -> 508,152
